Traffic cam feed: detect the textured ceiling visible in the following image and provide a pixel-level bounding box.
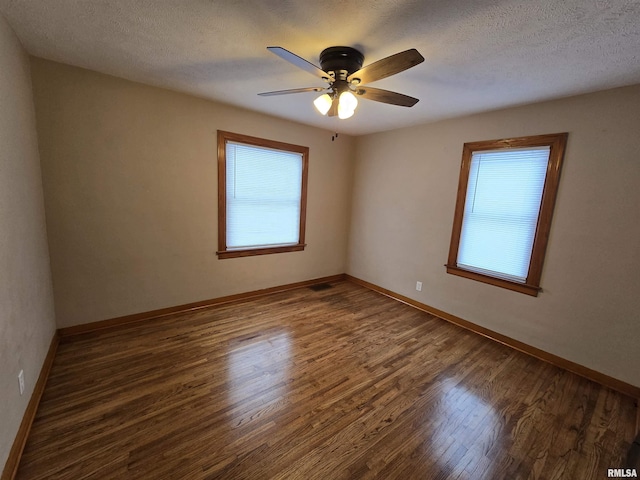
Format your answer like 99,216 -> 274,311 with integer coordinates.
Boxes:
2,0 -> 640,135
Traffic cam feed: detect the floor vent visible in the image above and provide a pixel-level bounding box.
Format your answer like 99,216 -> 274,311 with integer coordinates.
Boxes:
308,283 -> 333,291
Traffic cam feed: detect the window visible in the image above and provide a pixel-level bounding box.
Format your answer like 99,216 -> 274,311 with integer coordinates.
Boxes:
446,133 -> 568,296
217,131 -> 308,259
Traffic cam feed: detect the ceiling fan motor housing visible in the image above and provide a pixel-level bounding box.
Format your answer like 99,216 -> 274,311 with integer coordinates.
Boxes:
319,46 -> 364,76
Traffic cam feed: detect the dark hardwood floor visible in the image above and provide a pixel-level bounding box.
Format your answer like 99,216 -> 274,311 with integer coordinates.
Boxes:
16,281 -> 636,479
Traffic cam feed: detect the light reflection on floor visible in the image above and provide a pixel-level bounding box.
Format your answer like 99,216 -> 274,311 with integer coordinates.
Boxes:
422,379 -> 501,478
226,329 -> 292,415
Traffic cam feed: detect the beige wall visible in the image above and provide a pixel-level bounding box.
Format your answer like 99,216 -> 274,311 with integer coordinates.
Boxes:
23,53 -> 640,393
30,58 -> 355,328
348,85 -> 640,388
0,15 -> 57,470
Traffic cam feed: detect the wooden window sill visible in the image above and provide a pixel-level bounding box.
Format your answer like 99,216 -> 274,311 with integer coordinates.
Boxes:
445,264 -> 541,296
217,244 -> 306,259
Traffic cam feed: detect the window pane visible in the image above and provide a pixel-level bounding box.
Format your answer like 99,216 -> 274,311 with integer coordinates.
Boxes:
226,142 -> 303,249
457,147 -> 549,282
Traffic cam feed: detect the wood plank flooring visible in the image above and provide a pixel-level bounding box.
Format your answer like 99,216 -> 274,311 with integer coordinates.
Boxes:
16,281 -> 637,479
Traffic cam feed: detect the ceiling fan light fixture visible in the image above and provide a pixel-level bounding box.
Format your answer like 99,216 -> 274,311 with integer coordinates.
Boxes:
337,104 -> 355,119
340,90 -> 358,110
261,46 -> 424,121
337,90 -> 358,119
313,93 -> 332,115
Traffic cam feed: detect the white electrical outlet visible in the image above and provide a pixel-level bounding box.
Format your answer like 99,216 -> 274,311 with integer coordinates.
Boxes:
18,370 -> 25,395
416,281 -> 422,292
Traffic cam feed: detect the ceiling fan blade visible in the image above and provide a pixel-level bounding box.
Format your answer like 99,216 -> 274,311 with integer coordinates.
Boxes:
356,86 -> 419,107
347,49 -> 424,85
258,87 -> 327,96
267,46 -> 331,80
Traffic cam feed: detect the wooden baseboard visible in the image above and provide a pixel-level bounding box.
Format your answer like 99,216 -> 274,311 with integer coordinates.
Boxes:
1,332 -> 59,480
345,274 -> 640,399
58,274 -> 347,338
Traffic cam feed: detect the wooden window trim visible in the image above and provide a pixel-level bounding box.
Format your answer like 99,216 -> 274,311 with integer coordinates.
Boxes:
217,130 -> 309,259
446,132 -> 568,296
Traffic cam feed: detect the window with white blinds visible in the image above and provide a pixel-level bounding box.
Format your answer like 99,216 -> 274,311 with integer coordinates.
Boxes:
226,142 -> 302,249
217,131 -> 308,259
456,147 -> 549,283
447,133 -> 567,296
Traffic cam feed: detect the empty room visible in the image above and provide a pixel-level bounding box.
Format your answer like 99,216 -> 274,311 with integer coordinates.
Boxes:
1,1 -> 639,479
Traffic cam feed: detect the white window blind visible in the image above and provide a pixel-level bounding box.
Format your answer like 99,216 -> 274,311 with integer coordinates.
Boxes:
456,146 -> 550,283
226,141 -> 303,250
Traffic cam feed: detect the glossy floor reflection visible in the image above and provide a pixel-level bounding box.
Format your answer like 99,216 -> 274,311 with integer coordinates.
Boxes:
16,281 -> 636,479
227,329 -> 291,417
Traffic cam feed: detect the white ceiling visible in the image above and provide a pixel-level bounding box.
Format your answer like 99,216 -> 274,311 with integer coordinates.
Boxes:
2,0 -> 640,136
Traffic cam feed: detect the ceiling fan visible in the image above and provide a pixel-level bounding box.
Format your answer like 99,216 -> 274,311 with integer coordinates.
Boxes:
258,46 -> 425,119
